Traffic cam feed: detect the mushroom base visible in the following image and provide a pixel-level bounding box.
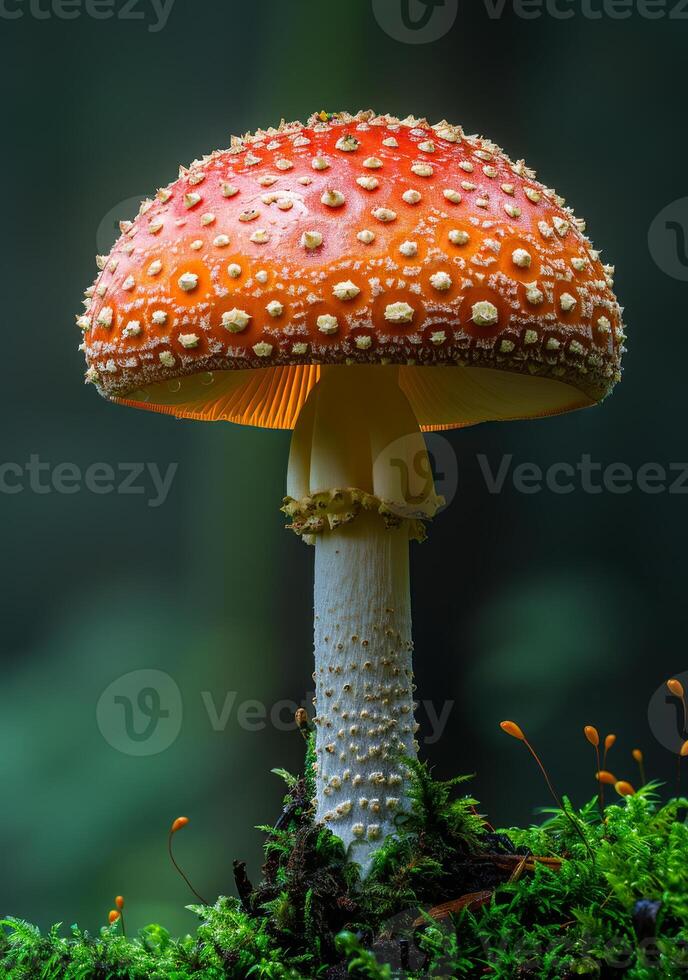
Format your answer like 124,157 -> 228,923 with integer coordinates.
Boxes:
313,511 -> 417,869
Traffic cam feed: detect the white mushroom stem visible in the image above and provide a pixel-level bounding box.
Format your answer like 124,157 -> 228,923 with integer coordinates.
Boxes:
313,512 -> 416,868
286,366 -> 441,869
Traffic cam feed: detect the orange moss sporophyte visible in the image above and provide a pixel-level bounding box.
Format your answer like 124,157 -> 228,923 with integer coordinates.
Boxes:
585,725 -> 604,812
168,817 -> 208,906
500,720 -> 525,741
584,726 -> 600,747
615,781 -> 636,798
667,678 -> 685,699
112,895 -> 126,936
595,770 -> 617,785
107,903 -> 125,936
500,720 -> 593,858
500,721 -> 558,803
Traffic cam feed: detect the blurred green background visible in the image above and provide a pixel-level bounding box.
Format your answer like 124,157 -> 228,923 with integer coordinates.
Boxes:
2,0 -> 687,939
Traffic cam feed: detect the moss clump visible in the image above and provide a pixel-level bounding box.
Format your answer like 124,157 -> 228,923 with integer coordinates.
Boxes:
3,748 -> 688,978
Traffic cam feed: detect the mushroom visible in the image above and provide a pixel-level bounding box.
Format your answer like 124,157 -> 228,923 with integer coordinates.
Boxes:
76,110 -> 624,868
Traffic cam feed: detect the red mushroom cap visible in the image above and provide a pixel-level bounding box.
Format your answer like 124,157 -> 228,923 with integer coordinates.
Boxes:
78,110 -> 624,430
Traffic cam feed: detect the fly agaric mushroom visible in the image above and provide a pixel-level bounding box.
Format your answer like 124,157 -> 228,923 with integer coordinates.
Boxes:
76,110 -> 624,867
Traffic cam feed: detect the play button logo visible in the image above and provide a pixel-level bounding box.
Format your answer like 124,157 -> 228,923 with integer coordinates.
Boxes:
372,0 -> 458,43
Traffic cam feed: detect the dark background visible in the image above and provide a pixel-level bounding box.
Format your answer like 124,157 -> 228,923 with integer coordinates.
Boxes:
2,0 -> 687,937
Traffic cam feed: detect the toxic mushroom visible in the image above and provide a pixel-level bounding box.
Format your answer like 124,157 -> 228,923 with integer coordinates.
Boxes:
76,110 -> 624,867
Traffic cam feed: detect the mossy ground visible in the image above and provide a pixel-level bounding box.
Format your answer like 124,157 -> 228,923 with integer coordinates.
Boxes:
2,742 -> 688,979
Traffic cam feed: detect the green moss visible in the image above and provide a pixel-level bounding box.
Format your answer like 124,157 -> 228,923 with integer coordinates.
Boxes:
3,749 -> 688,979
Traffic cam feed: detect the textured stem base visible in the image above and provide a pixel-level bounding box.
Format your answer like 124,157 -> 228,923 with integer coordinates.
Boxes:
313,511 -> 417,868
